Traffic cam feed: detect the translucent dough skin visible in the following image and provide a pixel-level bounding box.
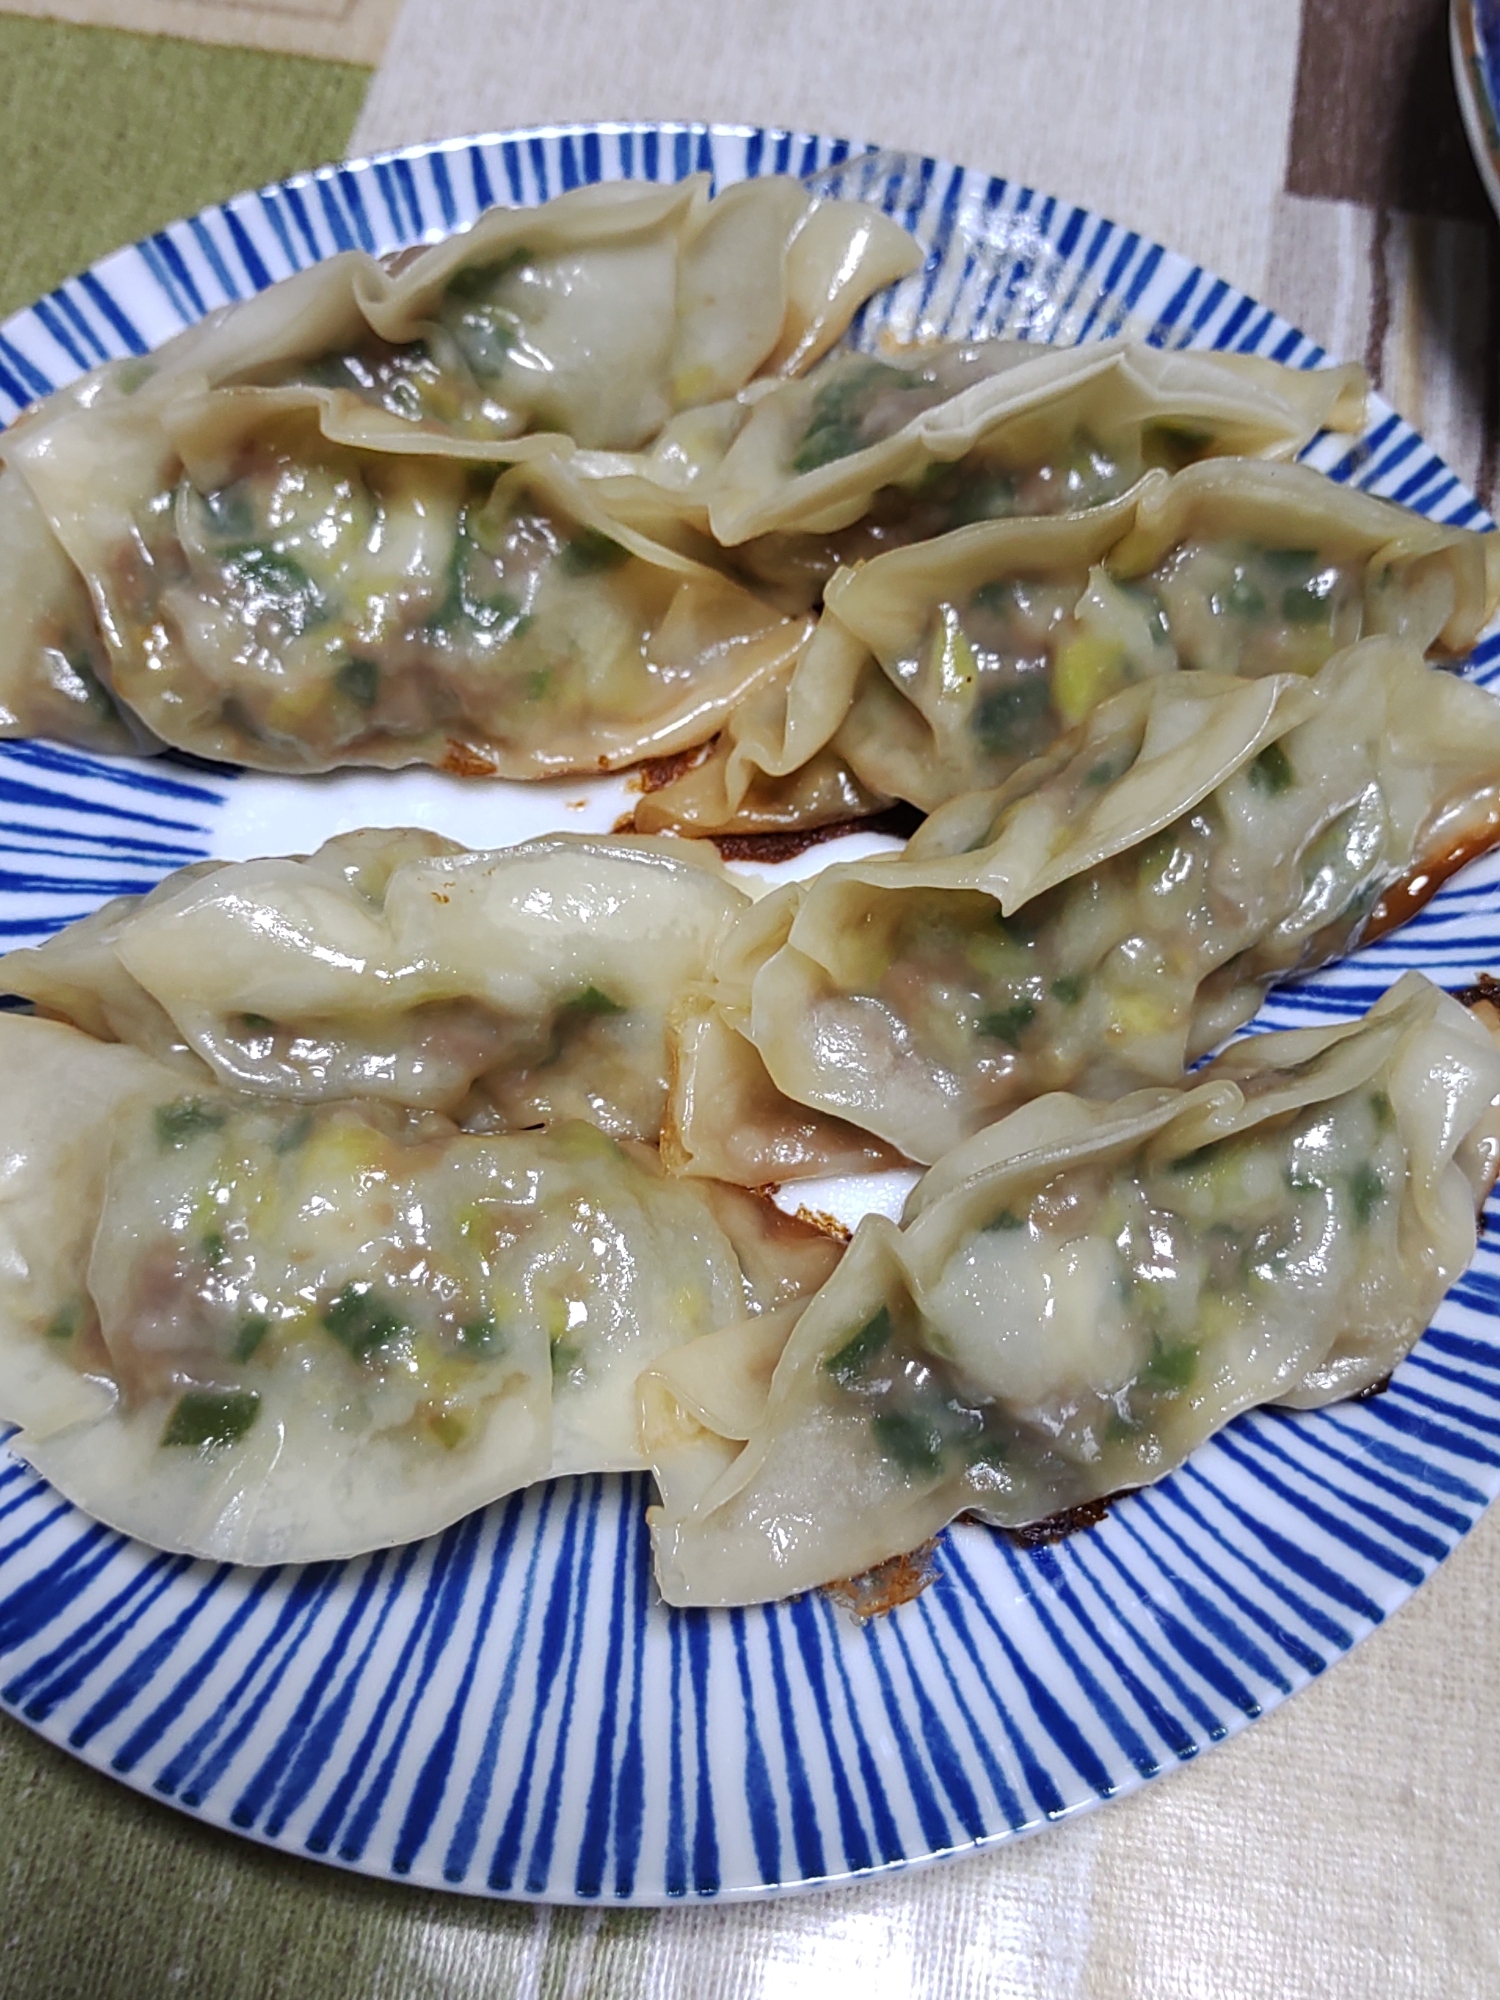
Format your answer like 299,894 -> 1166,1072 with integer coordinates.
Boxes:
0,1016 -> 839,1565
12,426 -> 813,775
673,640 -> 1500,1178
0,827 -> 750,1143
571,339 -> 1363,591
0,175 -> 916,767
9,178 -> 919,465
0,469 -> 156,754
707,340 -> 1368,549
644,974 -> 1500,1607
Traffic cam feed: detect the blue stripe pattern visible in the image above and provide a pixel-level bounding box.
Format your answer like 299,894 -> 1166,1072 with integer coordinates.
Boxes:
0,120 -> 1497,1904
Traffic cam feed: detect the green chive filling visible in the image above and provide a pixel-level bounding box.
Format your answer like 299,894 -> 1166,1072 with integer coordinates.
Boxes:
161,1389 -> 261,1450
824,1306 -> 894,1386
155,1099 -> 226,1149
323,1284 -> 409,1360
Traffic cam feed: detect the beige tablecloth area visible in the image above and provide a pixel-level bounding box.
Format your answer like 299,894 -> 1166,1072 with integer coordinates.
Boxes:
1,2 -> 1500,1994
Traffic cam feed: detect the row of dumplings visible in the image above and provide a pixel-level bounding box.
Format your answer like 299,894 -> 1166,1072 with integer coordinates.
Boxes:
0,170 -> 1434,798
2,177 -> 1500,1605
0,861 -> 1496,1597
4,630 -> 1500,1597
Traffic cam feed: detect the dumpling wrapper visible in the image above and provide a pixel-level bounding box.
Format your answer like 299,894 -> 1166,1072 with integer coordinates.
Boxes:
0,1016 -> 842,1563
670,638 -> 1500,1175
0,826 -> 750,1142
14,177 -> 920,466
583,339 -> 1365,573
10,402 -> 812,774
707,339 -> 1367,547
0,467 -> 159,753
269,172 -> 922,457
1103,455 -> 1500,662
643,972 -> 1500,1605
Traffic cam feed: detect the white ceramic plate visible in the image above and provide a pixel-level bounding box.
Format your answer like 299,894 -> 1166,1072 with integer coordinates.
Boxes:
1,122 -> 1498,1904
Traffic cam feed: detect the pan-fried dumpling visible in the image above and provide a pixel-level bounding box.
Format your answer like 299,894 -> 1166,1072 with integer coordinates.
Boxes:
14,178 -> 920,466
247,174 -> 921,457
706,339 -> 1366,573
1101,455 -> 1500,667
637,455 -> 1499,834
0,176 -> 915,756
580,344 -> 1370,666
10,402 -> 809,771
0,1014 -> 841,1563
644,972 -> 1500,1605
0,827 -> 749,1141
582,341 -> 1364,585
669,640 -> 1500,1175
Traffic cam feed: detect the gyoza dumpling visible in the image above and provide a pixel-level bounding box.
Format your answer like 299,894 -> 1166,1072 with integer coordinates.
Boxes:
247,174 -> 922,456
15,178 -> 920,466
668,639 -> 1500,1176
637,455 -> 1499,834
0,176 -> 916,756
0,1014 -> 842,1563
0,827 -> 749,1140
10,400 -> 812,773
581,340 -> 1365,589
644,972 -> 1500,1605
1100,455 -> 1500,669
706,338 -> 1366,570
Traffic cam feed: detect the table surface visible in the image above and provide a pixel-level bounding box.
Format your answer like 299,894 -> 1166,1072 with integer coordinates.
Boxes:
1,2 -> 1499,1994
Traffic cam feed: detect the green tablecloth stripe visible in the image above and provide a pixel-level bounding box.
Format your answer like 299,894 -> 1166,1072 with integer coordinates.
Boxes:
0,17 -> 369,322
0,1713 -> 664,1997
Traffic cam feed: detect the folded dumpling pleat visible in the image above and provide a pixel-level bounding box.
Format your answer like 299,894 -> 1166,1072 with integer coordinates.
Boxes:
0,467 -> 159,754
644,973 -> 1500,1605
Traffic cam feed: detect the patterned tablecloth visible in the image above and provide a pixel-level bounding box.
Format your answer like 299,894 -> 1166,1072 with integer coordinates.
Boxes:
1,3 -> 1498,1994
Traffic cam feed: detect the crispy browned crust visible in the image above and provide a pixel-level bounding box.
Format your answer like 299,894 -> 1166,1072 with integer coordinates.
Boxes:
440,739 -> 501,778
790,1205 -> 853,1244
1454,970 -> 1500,1013
632,742 -> 718,795
823,1539 -> 941,1620
1002,1495 -> 1122,1548
709,803 -> 924,864
1367,801 -> 1500,942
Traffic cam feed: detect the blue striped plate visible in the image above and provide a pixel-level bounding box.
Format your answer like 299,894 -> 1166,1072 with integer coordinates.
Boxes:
0,122 -> 1497,1905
